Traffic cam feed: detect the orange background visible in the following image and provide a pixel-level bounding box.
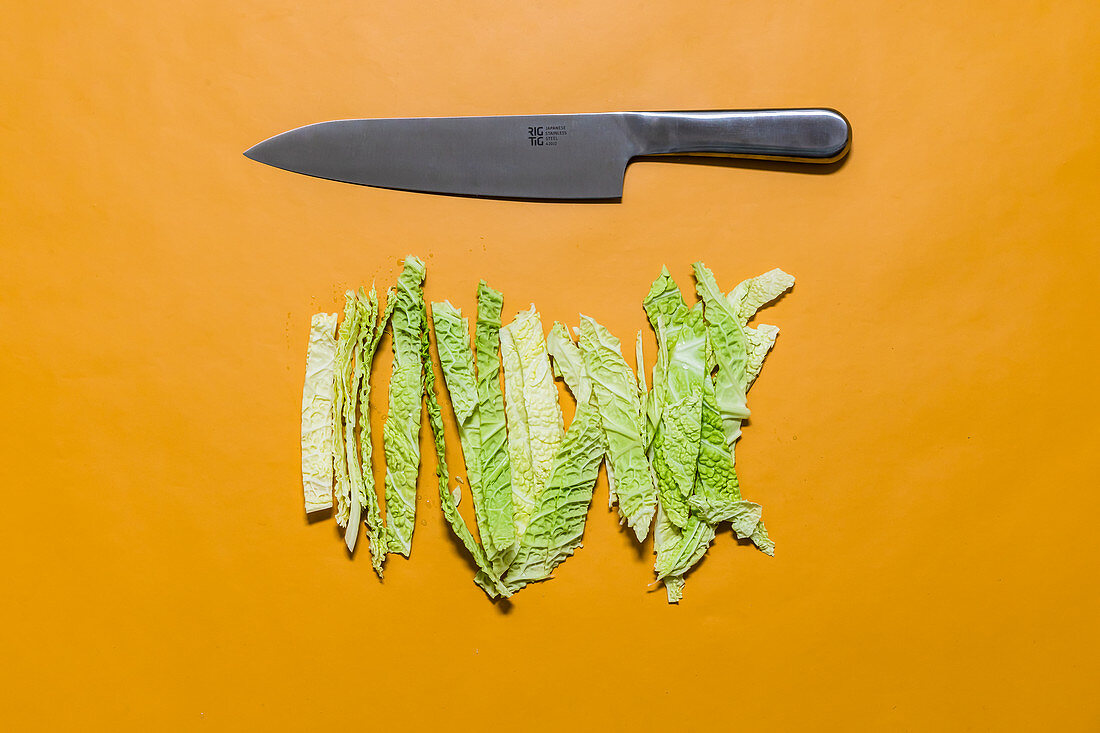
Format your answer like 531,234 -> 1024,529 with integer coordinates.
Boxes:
3,1 -> 1099,730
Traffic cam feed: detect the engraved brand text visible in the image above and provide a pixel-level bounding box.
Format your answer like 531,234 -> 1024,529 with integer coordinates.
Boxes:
527,124 -> 568,146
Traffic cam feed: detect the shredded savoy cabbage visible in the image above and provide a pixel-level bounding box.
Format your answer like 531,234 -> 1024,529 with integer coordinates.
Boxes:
300,256 -> 792,602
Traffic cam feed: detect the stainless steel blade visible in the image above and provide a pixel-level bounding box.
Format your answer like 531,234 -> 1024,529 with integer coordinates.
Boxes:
244,114 -> 635,200
244,110 -> 850,200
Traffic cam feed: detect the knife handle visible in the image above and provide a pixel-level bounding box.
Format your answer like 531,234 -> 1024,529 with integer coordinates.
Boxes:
627,109 -> 850,163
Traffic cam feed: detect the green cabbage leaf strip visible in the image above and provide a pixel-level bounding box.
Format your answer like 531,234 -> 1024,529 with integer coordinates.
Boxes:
472,283 -> 516,572
350,287 -> 394,572
426,300 -> 511,598
579,316 -> 656,541
642,270 -> 706,531
503,323 -> 606,592
383,257 -> 427,557
500,306 -> 565,543
648,263 -> 791,601
332,292 -> 361,531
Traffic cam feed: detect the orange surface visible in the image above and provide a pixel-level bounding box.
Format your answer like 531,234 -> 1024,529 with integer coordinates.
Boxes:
2,1 -> 1099,730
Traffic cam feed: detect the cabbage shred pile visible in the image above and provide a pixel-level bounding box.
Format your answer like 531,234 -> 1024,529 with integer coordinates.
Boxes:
301,255 -> 793,602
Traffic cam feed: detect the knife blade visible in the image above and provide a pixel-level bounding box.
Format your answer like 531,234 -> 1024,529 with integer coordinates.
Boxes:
244,108 -> 850,200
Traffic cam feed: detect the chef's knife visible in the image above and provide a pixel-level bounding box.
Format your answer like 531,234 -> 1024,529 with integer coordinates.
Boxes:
244,108 -> 850,200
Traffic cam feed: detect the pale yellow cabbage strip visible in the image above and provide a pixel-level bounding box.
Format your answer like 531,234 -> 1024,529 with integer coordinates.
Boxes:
301,313 -> 338,513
